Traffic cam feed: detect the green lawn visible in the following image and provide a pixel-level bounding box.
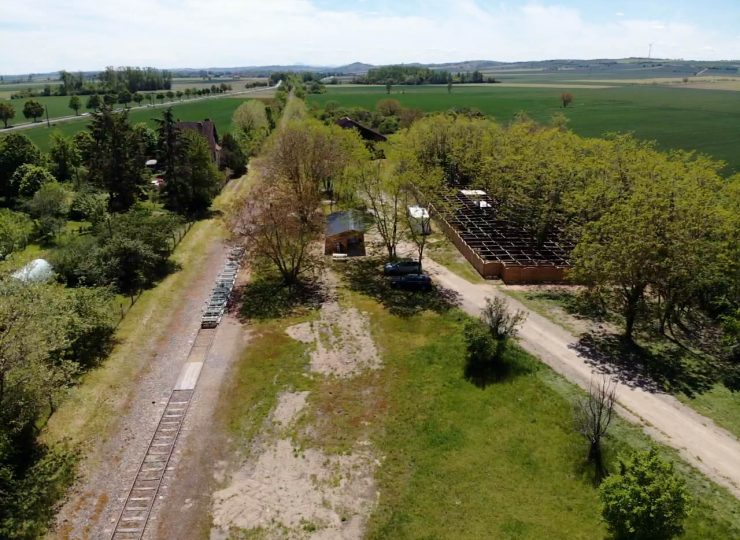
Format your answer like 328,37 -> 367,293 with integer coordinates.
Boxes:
308,84 -> 740,173
218,269 -> 740,539
13,96 -> 264,152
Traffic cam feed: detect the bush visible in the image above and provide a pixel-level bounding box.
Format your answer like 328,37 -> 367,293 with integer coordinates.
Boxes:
10,164 -> 55,198
464,318 -> 499,369
600,448 -> 690,540
0,209 -> 33,258
70,190 -> 109,225
27,182 -> 71,240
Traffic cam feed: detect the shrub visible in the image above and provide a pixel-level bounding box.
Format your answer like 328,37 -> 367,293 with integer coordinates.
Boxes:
600,448 -> 690,540
10,164 -> 56,198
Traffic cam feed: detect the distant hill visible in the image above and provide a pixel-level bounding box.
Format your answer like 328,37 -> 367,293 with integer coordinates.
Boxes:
3,58 -> 738,81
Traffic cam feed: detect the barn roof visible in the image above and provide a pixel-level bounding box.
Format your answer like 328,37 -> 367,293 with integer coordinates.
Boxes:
176,119 -> 221,155
335,116 -> 388,142
326,210 -> 369,237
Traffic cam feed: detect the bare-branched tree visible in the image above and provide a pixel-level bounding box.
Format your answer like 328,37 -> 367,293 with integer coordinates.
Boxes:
574,375 -> 617,480
229,180 -> 320,285
404,189 -> 432,271
350,161 -> 403,260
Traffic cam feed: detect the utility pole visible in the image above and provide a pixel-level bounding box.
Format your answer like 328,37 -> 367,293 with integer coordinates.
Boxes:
45,105 -> 50,127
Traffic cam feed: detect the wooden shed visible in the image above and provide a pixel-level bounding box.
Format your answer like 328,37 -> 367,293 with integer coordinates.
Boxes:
325,210 -> 368,256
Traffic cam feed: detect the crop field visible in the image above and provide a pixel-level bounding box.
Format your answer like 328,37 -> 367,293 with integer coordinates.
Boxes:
308,84 -> 740,173
15,96 -> 266,152
0,95 -> 90,120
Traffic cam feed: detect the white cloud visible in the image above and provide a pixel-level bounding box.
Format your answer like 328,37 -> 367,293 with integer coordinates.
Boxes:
0,0 -> 738,73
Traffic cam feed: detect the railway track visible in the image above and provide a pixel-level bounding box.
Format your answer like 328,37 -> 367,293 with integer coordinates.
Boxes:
110,250 -> 241,539
110,329 -> 217,539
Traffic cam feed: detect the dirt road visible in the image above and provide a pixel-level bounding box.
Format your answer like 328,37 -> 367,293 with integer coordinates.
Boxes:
421,256 -> 740,498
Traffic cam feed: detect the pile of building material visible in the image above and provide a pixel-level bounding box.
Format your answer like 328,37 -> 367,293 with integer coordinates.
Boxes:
201,247 -> 244,328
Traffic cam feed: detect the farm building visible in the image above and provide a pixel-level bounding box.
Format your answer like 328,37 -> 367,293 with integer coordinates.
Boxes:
176,119 -> 221,163
432,190 -> 572,284
336,117 -> 388,142
325,210 -> 369,256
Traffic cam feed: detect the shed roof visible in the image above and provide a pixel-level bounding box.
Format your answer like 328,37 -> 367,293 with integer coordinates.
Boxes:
326,210 -> 369,237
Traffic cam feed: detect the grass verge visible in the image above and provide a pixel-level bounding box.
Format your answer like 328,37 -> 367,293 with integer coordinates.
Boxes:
500,287 -> 740,442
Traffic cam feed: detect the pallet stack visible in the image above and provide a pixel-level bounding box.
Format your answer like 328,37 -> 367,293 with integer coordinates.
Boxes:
201,247 -> 244,328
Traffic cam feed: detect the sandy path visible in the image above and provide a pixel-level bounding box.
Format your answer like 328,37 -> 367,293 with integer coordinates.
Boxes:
418,254 -> 740,498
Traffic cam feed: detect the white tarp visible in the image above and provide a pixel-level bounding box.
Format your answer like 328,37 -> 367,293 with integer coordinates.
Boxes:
12,258 -> 54,282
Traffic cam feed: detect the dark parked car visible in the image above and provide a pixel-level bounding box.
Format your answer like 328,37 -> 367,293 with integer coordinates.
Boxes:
389,273 -> 432,291
384,259 -> 422,276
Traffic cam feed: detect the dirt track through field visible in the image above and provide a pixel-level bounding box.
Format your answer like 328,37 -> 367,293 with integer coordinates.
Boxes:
418,252 -> 740,498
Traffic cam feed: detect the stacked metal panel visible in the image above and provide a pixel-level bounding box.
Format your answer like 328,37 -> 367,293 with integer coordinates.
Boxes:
201,247 -> 244,328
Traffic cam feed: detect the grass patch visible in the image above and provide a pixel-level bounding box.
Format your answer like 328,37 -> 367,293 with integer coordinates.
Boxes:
236,278 -> 326,321
215,264 -> 740,539
350,294 -> 740,539
216,313 -> 316,446
335,256 -> 459,317
424,230 -> 485,284
7,96 -> 269,152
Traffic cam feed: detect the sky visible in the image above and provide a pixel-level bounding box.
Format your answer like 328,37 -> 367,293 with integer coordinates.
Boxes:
1,0 -> 738,74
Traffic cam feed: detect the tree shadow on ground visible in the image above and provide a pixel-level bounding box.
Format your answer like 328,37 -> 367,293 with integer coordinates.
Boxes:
233,278 -> 327,321
527,287 -> 608,322
334,256 -> 460,317
573,331 -> 718,396
464,345 -> 537,389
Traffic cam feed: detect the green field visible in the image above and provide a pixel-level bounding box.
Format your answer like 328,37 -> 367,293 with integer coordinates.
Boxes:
13,97 -> 261,152
308,85 -> 740,173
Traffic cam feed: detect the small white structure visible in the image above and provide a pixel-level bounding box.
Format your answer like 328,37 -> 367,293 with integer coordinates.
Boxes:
408,205 -> 432,235
460,189 -> 491,208
12,258 -> 54,283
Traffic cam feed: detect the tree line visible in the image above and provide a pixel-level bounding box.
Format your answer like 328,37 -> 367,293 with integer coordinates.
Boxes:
392,113 -> 738,369
354,65 -> 497,85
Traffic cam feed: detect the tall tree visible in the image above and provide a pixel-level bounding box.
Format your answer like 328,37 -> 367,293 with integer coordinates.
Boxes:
86,94 -> 101,110
86,106 -> 147,212
348,160 -> 403,260
162,131 -> 221,216
49,133 -> 82,183
229,180 -> 319,285
574,376 -> 616,480
0,133 -> 43,199
22,100 -> 44,122
0,102 -> 15,128
68,95 -> 81,115
117,89 -> 132,109
155,108 -> 179,187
